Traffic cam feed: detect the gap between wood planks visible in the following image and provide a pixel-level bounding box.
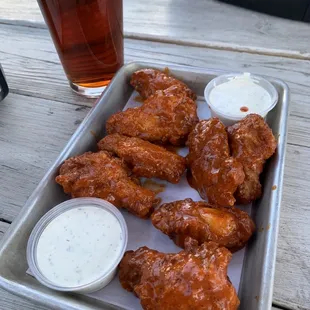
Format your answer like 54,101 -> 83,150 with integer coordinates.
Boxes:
0,18 -> 310,62
0,218 -> 11,224
9,88 -> 95,109
125,33 -> 310,61
273,304 -> 300,310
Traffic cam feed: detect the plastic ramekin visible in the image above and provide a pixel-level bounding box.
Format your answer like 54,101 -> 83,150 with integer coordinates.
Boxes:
204,72 -> 278,126
27,198 -> 128,293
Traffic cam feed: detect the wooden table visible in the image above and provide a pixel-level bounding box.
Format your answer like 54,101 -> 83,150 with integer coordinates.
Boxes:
0,1 -> 310,309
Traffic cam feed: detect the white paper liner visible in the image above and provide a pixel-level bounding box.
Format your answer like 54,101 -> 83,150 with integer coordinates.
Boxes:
27,93 -> 251,310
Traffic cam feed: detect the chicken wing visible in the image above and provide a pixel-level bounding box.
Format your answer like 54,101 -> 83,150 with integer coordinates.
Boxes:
98,134 -> 186,183
119,238 -> 240,310
187,118 -> 245,206
55,151 -> 158,218
227,114 -> 277,204
151,198 -> 255,251
106,87 -> 199,146
130,68 -> 196,100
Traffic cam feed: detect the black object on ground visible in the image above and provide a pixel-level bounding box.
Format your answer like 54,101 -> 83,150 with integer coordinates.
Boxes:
219,0 -> 310,22
0,64 -> 9,102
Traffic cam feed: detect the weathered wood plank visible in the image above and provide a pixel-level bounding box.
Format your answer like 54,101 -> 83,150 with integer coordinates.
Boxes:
0,0 -> 42,25
0,222 -> 10,240
0,288 -> 51,310
0,24 -> 92,107
124,0 -> 310,60
0,93 -> 91,222
273,144 -> 310,310
0,223 -> 52,310
1,24 -> 310,121
1,0 -> 310,59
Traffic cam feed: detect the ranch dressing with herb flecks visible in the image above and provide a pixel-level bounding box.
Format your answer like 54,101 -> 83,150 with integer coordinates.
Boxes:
209,73 -> 272,117
36,206 -> 123,288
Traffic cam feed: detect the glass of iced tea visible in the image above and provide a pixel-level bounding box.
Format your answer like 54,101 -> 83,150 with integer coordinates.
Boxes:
37,0 -> 124,98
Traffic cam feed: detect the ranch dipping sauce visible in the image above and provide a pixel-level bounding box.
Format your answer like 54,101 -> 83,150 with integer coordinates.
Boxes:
36,206 -> 122,287
204,73 -> 278,125
27,198 -> 128,293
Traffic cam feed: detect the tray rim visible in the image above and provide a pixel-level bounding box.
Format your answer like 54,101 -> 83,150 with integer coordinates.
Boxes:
0,61 -> 290,310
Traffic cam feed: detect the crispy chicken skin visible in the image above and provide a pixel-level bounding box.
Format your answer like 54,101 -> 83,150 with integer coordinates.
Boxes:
106,87 -> 199,146
187,118 -> 245,206
130,68 -> 196,100
98,134 -> 186,184
119,238 -> 240,310
55,151 -> 158,218
151,198 -> 255,251
227,114 -> 277,204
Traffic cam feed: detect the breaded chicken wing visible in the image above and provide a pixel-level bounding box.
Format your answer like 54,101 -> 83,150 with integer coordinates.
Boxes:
55,151 -> 158,218
227,114 -> 277,204
119,238 -> 240,310
106,87 -> 198,146
151,198 -> 255,251
130,68 -> 196,100
187,118 -> 245,206
98,134 -> 186,183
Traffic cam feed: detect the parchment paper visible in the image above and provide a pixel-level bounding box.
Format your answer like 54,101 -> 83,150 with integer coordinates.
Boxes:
28,93 -> 251,310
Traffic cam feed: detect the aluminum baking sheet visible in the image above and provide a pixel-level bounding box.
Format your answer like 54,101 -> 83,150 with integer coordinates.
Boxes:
0,62 -> 290,310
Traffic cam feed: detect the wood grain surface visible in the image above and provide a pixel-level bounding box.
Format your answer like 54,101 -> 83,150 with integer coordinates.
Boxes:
0,7 -> 310,310
1,0 -> 310,59
1,23 -> 310,118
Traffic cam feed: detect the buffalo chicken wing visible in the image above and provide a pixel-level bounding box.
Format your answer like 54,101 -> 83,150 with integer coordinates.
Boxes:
227,114 -> 277,204
151,198 -> 255,251
119,238 -> 239,310
106,87 -> 198,146
130,68 -> 196,100
98,134 -> 186,183
187,118 -> 245,206
55,151 -> 158,218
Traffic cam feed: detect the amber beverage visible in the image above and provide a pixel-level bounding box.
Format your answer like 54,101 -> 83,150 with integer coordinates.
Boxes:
38,0 -> 123,97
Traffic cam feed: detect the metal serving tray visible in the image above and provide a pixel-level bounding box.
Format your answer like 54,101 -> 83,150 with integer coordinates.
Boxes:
0,62 -> 290,310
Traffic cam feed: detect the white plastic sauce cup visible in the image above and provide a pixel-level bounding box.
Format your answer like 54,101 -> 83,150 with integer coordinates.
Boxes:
27,198 -> 128,293
204,73 -> 278,126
